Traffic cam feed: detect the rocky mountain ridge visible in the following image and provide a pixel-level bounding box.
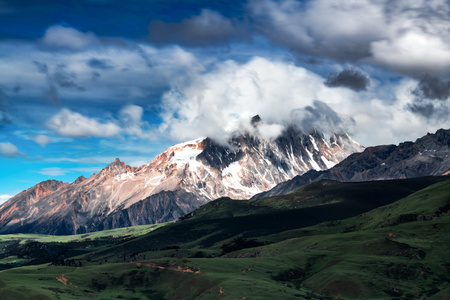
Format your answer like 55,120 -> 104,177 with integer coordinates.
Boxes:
0,123 -> 363,235
253,128 -> 450,199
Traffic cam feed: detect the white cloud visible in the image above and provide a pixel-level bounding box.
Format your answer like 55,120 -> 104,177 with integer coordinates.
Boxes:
47,108 -> 121,138
345,78 -> 450,146
0,142 -> 24,157
45,157 -> 102,163
249,0 -> 385,60
120,104 -> 143,125
119,104 -> 154,138
40,25 -> 99,51
0,194 -> 14,205
35,166 -> 101,177
36,167 -> 68,176
371,27 -> 450,75
128,160 -> 148,167
46,105 -> 158,140
250,0 -> 450,75
33,134 -> 51,147
70,167 -> 102,173
256,123 -> 286,140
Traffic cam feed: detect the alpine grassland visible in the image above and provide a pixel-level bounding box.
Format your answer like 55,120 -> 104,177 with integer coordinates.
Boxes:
0,176 -> 448,299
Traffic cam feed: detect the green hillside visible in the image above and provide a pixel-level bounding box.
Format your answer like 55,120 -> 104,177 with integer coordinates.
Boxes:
0,176 -> 448,299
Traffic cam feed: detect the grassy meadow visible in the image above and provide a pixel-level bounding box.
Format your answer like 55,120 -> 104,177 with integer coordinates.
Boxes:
0,176 -> 448,299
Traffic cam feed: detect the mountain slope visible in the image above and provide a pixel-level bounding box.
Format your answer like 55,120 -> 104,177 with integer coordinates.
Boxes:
0,124 -> 362,235
86,175 -> 449,257
253,128 -> 450,199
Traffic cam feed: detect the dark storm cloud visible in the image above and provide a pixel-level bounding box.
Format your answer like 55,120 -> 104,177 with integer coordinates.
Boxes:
0,89 -> 12,126
148,9 -> 246,46
87,58 -> 114,70
91,71 -> 101,81
411,75 -> 450,101
324,69 -> 370,91
408,102 -> 450,120
34,61 -> 48,74
291,100 -> 355,134
134,46 -> 153,68
33,61 -> 85,103
408,103 -> 436,118
408,76 -> 450,119
54,65 -> 84,90
33,61 -> 59,103
44,84 -> 59,104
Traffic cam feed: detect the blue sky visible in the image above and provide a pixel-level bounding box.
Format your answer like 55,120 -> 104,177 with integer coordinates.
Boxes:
1,0 -> 450,202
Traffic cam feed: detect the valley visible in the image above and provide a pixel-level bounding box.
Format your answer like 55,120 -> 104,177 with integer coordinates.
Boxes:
0,175 -> 448,299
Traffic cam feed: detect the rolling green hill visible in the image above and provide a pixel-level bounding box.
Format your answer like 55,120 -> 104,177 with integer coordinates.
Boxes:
0,176 -> 448,299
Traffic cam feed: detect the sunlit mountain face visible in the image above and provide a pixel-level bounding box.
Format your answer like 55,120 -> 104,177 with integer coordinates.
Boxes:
0,123 -> 363,235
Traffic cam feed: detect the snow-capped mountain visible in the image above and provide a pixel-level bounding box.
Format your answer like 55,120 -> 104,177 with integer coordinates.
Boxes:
0,122 -> 363,235
146,126 -> 362,202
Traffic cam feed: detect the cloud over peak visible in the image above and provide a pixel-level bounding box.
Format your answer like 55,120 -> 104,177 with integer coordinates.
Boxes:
160,57 -> 355,144
291,100 -> 356,136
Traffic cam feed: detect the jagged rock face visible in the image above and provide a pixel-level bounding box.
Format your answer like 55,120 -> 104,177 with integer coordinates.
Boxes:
149,127 -> 363,201
253,128 -> 450,199
0,127 -> 363,235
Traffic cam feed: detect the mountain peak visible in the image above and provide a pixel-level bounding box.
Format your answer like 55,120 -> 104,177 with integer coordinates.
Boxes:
251,115 -> 261,126
99,158 -> 133,177
73,175 -> 86,184
106,158 -> 124,170
36,179 -> 66,190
